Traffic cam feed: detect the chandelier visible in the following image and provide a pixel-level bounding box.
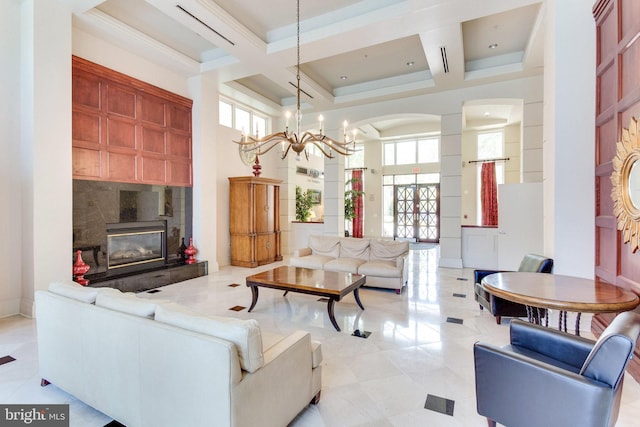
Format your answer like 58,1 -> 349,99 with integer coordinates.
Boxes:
234,0 -> 357,161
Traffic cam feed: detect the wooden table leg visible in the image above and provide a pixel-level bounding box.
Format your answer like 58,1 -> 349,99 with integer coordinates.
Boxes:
327,298 -> 341,331
354,288 -> 365,311
248,286 -> 259,312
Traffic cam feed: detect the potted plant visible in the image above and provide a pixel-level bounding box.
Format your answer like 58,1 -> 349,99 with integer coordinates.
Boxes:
344,177 -> 365,221
295,186 -> 314,222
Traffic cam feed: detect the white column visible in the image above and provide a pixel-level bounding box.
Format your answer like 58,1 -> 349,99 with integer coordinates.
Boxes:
543,0 -> 595,278
523,100 -> 544,182
0,1 -> 23,317
279,154 -> 296,255
323,155 -> 345,236
439,112 -> 463,268
20,0 -> 73,316
189,73 -> 219,271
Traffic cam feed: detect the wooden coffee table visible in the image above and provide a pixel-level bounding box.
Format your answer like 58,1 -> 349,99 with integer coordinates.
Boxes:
246,266 -> 366,331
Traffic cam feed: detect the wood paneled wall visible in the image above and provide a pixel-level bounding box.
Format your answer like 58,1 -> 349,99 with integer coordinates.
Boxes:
72,56 -> 193,186
593,0 -> 640,381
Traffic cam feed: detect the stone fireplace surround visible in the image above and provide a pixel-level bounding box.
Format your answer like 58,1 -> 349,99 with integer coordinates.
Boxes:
73,179 -> 206,291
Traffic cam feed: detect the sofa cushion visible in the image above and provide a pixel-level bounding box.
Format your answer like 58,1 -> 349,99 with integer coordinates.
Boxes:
49,281 -> 100,303
339,238 -> 370,260
289,254 -> 334,269
309,235 -> 340,258
369,239 -> 409,262
324,257 -> 365,274
155,303 -> 264,373
95,291 -> 160,318
358,260 -> 402,278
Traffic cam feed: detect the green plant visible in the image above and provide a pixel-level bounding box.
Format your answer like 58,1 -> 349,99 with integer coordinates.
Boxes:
344,178 -> 365,221
295,186 -> 314,221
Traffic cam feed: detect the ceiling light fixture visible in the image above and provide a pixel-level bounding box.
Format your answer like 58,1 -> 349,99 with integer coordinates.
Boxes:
406,61 -> 414,67
488,43 -> 498,49
340,75 -> 348,80
234,0 -> 356,161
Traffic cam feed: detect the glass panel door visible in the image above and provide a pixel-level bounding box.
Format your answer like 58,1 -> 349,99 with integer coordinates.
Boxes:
394,184 -> 440,242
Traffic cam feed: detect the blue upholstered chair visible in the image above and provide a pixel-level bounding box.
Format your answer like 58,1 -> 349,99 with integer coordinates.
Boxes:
474,311 -> 640,427
474,253 -> 553,324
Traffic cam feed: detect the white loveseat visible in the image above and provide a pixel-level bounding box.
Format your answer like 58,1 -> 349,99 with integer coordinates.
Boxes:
289,235 -> 410,294
35,281 -> 322,427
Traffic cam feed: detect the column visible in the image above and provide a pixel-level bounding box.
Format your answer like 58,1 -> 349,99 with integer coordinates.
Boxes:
188,73 -> 220,271
543,1 -> 595,277
20,0 -> 73,316
439,112 -> 463,268
323,154 -> 345,236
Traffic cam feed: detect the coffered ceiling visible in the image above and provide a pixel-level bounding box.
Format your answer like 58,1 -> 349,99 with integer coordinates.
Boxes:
68,0 -> 544,135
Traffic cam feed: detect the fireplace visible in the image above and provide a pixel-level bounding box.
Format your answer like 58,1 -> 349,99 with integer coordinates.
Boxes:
106,221 -> 167,272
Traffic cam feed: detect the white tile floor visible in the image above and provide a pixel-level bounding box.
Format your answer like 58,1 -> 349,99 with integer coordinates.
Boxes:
1,246 -> 640,426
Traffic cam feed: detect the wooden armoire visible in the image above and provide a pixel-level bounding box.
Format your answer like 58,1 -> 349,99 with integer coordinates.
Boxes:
229,177 -> 282,267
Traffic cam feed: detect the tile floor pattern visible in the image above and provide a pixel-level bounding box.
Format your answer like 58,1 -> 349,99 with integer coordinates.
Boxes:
2,247 -> 640,426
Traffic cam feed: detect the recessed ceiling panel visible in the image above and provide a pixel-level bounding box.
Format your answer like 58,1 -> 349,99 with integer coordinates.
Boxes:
97,0 -> 219,62
214,0 -> 361,41
462,3 -> 540,64
300,35 -> 428,92
234,75 -> 294,104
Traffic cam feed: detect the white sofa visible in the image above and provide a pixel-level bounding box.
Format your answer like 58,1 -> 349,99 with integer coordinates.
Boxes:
35,281 -> 322,427
289,235 -> 410,294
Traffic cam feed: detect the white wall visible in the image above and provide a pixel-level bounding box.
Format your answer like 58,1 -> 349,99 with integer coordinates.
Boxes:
0,0 -> 23,317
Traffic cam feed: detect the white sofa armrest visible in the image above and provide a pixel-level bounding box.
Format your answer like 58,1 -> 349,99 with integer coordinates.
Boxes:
398,251 -> 409,284
396,251 -> 409,269
232,331 -> 320,427
293,247 -> 312,257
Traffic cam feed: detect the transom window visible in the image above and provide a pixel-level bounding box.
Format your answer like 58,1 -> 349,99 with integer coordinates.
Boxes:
219,99 -> 269,138
345,144 -> 365,169
384,137 -> 439,166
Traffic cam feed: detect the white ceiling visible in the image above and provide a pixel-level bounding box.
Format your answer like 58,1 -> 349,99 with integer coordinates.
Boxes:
69,0 -> 545,137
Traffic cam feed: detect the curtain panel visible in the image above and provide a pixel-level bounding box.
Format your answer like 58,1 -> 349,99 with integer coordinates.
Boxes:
352,169 -> 364,238
481,162 -> 498,226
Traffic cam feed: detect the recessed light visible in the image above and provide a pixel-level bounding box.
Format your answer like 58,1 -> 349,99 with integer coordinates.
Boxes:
340,75 -> 348,80
406,61 -> 415,67
488,43 -> 498,49
484,111 -> 490,117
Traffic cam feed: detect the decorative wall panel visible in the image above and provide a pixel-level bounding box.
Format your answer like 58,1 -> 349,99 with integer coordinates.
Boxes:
593,0 -> 640,381
72,56 -> 192,186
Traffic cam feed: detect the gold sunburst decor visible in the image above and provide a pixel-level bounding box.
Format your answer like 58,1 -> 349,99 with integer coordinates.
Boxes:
611,116 -> 640,252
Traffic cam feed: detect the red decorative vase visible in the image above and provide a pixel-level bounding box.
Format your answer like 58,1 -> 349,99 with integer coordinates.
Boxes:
252,155 -> 262,177
73,250 -> 91,286
184,238 -> 198,265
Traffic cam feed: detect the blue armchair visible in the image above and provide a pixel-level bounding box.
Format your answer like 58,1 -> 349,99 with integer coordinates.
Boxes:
474,311 -> 640,427
474,253 -> 553,324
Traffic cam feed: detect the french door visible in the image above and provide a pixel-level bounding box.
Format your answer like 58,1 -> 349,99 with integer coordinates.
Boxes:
395,184 -> 439,242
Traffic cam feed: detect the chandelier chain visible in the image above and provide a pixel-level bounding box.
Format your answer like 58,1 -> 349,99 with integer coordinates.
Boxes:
233,0 -> 356,161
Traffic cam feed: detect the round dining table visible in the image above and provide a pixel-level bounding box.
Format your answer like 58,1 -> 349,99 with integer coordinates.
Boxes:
481,272 -> 640,335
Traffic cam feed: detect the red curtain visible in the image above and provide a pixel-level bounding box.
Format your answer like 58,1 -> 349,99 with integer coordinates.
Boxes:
352,169 -> 364,238
481,162 -> 498,226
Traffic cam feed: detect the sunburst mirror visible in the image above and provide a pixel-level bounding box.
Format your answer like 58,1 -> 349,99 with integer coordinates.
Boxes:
611,116 -> 640,252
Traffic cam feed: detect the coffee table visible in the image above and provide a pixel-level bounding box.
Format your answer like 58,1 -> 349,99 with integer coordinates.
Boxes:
246,266 -> 366,331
